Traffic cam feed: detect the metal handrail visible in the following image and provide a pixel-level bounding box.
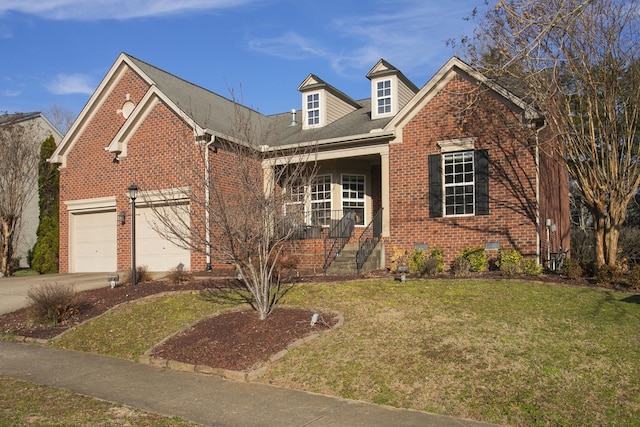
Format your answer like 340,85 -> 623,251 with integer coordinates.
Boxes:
356,208 -> 383,274
323,212 -> 356,274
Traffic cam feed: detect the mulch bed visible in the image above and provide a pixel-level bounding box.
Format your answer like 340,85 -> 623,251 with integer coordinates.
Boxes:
0,280 -> 220,339
0,276 -> 340,373
151,307 -> 337,371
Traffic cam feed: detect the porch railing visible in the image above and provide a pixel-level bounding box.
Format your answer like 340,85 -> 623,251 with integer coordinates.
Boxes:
323,211 -> 356,274
356,208 -> 383,274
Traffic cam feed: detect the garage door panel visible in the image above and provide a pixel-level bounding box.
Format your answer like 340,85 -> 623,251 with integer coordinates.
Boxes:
71,211 -> 117,272
137,206 -> 190,272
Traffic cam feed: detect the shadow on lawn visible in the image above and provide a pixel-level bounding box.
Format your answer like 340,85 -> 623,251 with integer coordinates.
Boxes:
621,294 -> 640,304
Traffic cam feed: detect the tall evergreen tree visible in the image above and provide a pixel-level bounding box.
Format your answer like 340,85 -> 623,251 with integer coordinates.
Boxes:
31,135 -> 59,274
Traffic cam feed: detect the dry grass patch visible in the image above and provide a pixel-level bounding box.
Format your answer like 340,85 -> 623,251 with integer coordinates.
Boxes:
51,278 -> 640,426
262,280 -> 640,426
0,378 -> 199,426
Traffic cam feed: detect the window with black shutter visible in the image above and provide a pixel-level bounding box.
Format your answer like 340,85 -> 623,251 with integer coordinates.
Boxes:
428,149 -> 489,217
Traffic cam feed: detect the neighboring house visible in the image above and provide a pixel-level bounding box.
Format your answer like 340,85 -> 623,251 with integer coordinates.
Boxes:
0,112 -> 63,268
49,53 -> 569,274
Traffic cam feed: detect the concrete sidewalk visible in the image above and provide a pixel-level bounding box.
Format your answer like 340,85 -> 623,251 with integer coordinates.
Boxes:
0,342 -> 497,427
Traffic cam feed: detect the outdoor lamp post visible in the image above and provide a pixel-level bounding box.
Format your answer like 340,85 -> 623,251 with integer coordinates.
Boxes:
128,184 -> 138,285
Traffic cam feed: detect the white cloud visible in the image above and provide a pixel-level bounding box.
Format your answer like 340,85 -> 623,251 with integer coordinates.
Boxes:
1,88 -> 21,97
0,0 -> 258,20
247,31 -> 328,60
248,0 -> 480,78
46,73 -> 94,95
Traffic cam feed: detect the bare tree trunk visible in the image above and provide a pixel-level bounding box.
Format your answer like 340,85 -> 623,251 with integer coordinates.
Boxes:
1,217 -> 16,276
592,214 -> 606,268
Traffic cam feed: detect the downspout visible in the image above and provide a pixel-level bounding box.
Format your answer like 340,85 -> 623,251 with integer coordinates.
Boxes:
535,129 -> 541,265
533,120 -> 547,266
202,136 -> 216,271
205,143 -> 211,270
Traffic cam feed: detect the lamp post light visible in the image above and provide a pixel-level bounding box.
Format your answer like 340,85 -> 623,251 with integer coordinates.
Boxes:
128,184 -> 138,285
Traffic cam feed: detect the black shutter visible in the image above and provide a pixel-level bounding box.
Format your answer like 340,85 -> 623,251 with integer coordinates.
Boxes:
428,154 -> 442,217
475,149 -> 489,215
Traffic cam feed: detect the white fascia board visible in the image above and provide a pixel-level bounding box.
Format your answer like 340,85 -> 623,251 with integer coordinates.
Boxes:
50,54 -> 154,167
267,142 -> 389,166
136,187 -> 191,204
385,57 -> 541,144
106,86 -> 203,155
64,196 -> 117,212
267,130 -> 394,153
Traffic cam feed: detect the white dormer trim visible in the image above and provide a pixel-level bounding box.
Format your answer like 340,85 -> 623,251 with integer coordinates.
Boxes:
302,91 -> 323,129
371,76 -> 394,119
367,59 -> 419,121
298,73 -> 359,130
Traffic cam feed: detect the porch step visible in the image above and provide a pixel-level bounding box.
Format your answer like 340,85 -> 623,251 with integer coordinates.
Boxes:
325,243 -> 384,276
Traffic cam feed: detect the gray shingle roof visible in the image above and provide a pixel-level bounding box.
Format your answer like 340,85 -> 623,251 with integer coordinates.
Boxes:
0,112 -> 42,126
124,54 -> 390,148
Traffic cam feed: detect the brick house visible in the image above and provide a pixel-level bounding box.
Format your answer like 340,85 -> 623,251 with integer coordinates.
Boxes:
49,53 -> 569,274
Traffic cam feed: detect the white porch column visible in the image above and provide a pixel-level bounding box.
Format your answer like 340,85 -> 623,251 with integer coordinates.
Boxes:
380,148 -> 390,237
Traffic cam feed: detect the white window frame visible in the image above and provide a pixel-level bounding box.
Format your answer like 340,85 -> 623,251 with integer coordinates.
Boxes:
310,174 -> 332,226
285,175 -> 332,226
341,174 -> 366,225
284,179 -> 307,225
376,79 -> 392,115
306,93 -> 320,126
443,151 -> 475,217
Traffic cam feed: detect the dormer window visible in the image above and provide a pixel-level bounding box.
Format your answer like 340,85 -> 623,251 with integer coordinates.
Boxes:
367,59 -> 419,120
376,80 -> 392,115
306,93 -> 320,126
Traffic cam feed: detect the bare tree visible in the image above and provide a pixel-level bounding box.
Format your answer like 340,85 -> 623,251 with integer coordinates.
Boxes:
462,0 -> 640,267
0,114 -> 41,276
46,105 -> 75,135
142,103 -> 317,319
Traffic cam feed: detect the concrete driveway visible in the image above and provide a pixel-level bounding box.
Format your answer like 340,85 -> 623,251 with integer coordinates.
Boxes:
0,273 -> 112,315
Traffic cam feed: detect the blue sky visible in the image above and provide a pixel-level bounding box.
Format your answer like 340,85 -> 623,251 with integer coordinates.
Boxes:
0,0 -> 485,123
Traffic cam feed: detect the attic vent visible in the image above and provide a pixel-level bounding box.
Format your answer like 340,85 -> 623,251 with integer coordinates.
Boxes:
289,109 -> 297,126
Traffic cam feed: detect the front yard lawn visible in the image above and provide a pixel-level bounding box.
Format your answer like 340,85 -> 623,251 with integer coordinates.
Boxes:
54,278 -> 640,426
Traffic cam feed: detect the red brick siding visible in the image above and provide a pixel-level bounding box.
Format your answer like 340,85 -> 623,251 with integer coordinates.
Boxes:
387,75 -> 544,266
59,68 -> 150,272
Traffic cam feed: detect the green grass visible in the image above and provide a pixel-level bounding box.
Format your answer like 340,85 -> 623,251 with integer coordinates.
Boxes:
12,269 -> 40,277
0,378 -> 200,426
53,292 -> 237,360
53,279 -> 640,426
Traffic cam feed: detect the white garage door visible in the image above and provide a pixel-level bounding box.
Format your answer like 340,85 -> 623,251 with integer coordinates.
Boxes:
71,210 -> 117,272
137,205 -> 191,272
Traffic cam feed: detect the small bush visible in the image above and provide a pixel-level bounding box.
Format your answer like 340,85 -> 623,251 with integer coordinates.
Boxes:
274,252 -> 300,281
390,247 -> 408,272
594,265 -> 619,285
561,259 -> 583,280
452,256 -> 472,276
430,247 -> 445,273
459,247 -> 488,273
522,259 -> 543,277
407,248 -> 428,274
629,264 -> 640,290
496,248 -> 523,276
123,265 -> 153,285
167,266 -> 193,285
27,283 -> 77,325
421,256 -> 441,276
